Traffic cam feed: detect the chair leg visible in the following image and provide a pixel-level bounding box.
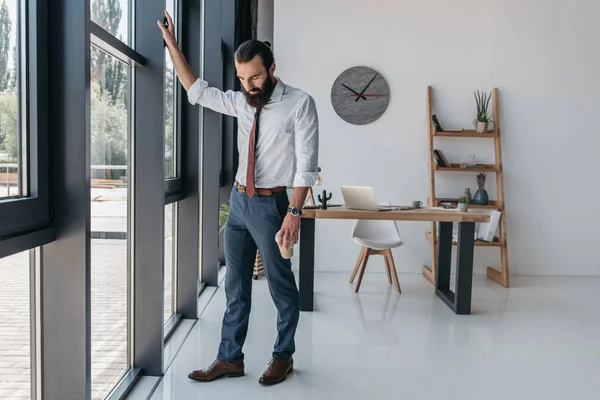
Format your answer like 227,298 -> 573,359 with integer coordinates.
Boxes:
385,249 -> 401,293
384,254 -> 392,284
355,248 -> 371,293
350,247 -> 366,283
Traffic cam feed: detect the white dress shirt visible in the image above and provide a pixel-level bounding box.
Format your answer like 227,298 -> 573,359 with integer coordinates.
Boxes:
186,76 -> 319,188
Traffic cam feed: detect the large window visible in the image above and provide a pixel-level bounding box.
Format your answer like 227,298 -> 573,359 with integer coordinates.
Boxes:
91,0 -> 131,46
0,0 -> 22,200
164,0 -> 181,197
0,249 -> 34,400
90,45 -> 131,400
164,0 -> 176,179
164,203 -> 176,324
0,0 -> 50,244
164,0 -> 180,329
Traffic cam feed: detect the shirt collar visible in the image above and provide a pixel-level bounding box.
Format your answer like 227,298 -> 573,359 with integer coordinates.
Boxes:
269,77 -> 284,102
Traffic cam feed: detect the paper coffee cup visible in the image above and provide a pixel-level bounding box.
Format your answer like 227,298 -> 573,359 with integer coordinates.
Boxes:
275,230 -> 294,259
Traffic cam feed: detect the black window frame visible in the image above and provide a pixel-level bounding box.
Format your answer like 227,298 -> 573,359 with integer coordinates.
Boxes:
0,0 -> 52,257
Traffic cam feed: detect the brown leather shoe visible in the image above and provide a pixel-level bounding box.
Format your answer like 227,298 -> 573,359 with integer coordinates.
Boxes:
188,359 -> 244,382
258,357 -> 293,385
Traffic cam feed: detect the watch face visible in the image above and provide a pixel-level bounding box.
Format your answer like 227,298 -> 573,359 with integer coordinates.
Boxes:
331,66 -> 389,125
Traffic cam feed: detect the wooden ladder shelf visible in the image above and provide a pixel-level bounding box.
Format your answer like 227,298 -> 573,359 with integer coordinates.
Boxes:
422,86 -> 510,288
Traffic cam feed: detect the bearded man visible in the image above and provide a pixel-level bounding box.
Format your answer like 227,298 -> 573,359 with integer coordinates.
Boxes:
158,11 -> 319,386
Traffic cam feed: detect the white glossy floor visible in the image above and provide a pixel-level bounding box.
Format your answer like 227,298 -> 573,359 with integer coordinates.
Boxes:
145,272 -> 600,400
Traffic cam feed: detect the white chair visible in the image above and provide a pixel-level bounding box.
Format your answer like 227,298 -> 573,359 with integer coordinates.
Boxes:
349,203 -> 403,293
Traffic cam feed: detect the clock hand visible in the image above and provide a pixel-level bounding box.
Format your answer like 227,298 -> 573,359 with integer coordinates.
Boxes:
341,83 -> 367,100
355,73 -> 378,102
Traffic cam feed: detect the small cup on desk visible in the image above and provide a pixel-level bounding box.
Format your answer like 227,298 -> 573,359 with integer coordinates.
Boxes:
412,200 -> 423,208
275,230 -> 293,259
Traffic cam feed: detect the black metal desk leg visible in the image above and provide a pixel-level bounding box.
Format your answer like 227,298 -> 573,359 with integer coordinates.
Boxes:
436,221 -> 453,291
435,222 -> 456,311
454,222 -> 475,315
299,218 -> 315,311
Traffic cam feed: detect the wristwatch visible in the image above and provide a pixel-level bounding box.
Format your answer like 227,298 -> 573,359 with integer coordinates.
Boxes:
287,206 -> 302,216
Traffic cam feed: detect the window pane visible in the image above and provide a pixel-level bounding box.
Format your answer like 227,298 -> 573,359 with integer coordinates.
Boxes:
0,0 -> 24,200
164,203 -> 176,324
90,45 -> 131,400
164,0 -> 177,179
91,0 -> 130,46
0,250 -> 32,400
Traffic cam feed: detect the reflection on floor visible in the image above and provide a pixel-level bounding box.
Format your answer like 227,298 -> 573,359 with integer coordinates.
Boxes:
146,272 -> 600,400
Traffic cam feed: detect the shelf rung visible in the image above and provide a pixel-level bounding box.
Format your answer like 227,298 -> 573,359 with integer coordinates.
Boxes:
433,130 -> 497,138
426,231 -> 503,247
431,198 -> 504,210
435,163 -> 499,172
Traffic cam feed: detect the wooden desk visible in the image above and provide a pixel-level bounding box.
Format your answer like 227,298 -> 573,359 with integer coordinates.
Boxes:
298,206 -> 490,315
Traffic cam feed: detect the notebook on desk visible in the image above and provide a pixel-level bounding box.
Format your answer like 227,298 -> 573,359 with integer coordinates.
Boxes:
340,185 -> 413,211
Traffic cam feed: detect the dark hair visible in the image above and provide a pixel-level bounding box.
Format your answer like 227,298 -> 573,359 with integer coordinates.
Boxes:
235,39 -> 274,71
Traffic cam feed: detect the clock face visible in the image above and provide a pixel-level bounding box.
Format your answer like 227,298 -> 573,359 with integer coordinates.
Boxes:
330,66 -> 389,125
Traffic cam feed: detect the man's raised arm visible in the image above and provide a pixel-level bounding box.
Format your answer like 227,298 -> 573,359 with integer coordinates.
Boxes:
157,10 -> 197,91
157,10 -> 242,117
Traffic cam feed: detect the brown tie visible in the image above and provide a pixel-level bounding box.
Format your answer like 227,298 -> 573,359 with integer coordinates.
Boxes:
245,106 -> 262,198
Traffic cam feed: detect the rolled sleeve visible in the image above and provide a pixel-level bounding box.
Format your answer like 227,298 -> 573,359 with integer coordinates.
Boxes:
292,95 -> 319,187
186,78 -> 208,105
186,77 -> 241,117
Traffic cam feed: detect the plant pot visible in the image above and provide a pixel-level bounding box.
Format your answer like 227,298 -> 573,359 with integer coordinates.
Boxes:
474,120 -> 488,133
473,189 -> 489,205
457,202 -> 468,212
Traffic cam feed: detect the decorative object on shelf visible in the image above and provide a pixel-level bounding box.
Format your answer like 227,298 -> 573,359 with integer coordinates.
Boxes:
463,188 -> 472,203
460,155 -> 484,169
318,190 -> 332,209
458,196 -> 469,212
473,172 -> 489,205
331,66 -> 389,125
473,90 -> 493,133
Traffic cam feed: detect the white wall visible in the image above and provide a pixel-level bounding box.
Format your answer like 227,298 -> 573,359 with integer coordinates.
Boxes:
276,0 -> 600,276
256,0 -> 274,45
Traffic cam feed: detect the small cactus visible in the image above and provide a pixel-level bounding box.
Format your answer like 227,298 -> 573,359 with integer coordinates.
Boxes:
317,190 -> 332,209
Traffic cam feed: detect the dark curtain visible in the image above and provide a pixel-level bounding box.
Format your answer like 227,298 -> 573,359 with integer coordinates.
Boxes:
235,0 -> 256,52
218,0 -> 257,264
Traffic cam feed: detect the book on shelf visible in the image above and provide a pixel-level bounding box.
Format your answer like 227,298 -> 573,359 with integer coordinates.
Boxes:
431,114 -> 464,132
433,149 -> 450,168
477,210 -> 501,242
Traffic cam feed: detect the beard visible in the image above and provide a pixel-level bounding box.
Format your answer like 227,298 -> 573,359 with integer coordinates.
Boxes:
242,73 -> 276,108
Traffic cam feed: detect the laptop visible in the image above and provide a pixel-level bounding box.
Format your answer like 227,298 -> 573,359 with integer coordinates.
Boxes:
340,185 -> 411,211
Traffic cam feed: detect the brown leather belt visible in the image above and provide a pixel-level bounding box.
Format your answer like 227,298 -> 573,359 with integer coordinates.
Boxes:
235,181 -> 286,196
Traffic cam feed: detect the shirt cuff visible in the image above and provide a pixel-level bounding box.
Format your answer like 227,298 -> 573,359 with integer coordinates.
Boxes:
293,172 -> 318,187
186,78 -> 208,105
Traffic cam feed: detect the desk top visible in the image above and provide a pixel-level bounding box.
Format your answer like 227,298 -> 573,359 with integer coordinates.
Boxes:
301,206 -> 490,223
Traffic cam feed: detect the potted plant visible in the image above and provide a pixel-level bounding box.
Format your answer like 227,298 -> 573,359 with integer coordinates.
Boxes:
473,90 -> 492,133
473,172 -> 489,205
219,202 -> 264,279
219,202 -> 230,233
458,195 -> 469,212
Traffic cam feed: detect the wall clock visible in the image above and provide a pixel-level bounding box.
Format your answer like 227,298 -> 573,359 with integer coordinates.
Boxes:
330,66 -> 389,125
